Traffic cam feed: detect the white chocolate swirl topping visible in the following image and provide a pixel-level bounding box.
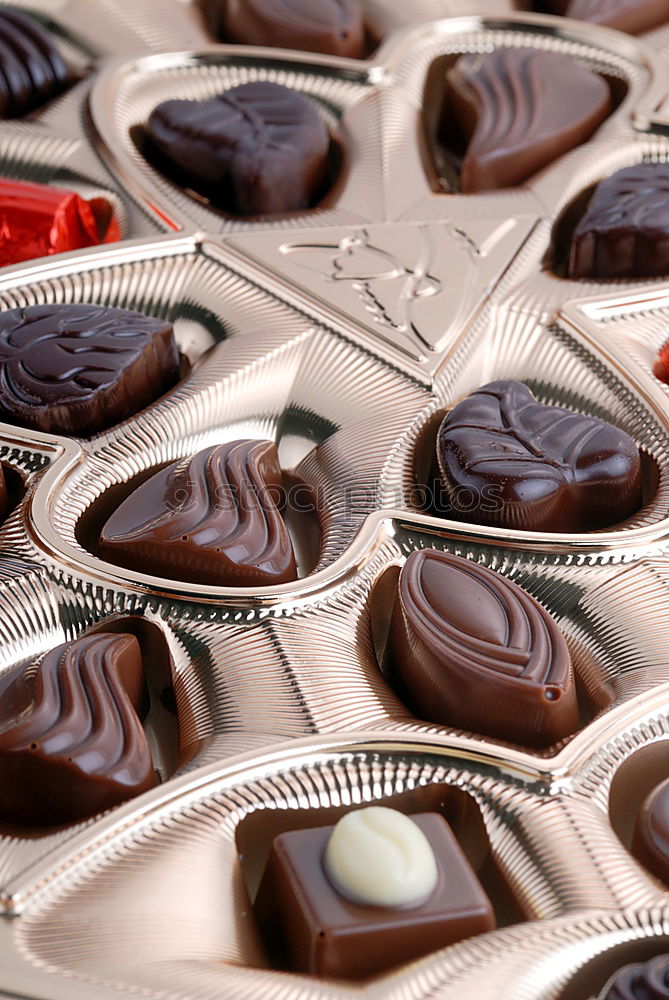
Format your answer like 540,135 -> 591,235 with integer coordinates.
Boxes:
323,807 -> 438,908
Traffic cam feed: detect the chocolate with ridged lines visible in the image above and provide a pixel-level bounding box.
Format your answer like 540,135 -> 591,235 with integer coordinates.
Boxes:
217,0 -> 366,58
99,440 -> 297,587
436,380 -> 642,532
603,954 -> 669,998
0,6 -> 70,118
0,304 -> 180,437
542,0 -> 669,35
390,549 -> 579,746
568,163 -> 669,280
0,633 -> 157,826
632,776 -> 669,885
442,48 -> 610,192
145,81 -> 331,216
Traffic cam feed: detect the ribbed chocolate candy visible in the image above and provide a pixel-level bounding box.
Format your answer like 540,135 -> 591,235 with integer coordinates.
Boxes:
569,163 -> 669,280
436,380 -> 642,532
0,304 -> 180,436
0,6 -> 70,117
390,549 -> 579,747
218,0 -> 366,58
0,633 -> 157,826
99,440 -> 297,587
146,81 -> 331,216
442,48 -> 610,192
603,955 -> 669,998
543,0 -> 669,34
632,776 -> 669,884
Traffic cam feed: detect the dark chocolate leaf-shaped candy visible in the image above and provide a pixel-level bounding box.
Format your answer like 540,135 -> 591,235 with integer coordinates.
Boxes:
543,0 -> 669,35
603,956 -> 669,999
437,380 -> 642,532
219,0 -> 366,58
0,6 -> 70,118
0,304 -> 180,436
443,49 -> 610,192
568,163 -> 669,280
390,549 -> 578,746
0,633 -> 157,825
99,440 -> 298,587
146,81 -> 331,216
632,776 -> 669,884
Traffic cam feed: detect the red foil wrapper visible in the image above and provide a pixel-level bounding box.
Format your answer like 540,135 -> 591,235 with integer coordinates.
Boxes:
0,178 -> 120,267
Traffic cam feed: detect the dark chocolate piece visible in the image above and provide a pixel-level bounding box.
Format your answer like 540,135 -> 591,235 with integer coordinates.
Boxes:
443,49 -> 610,192
436,380 -> 642,532
255,811 -> 496,979
390,549 -> 578,747
568,163 -> 669,280
145,81 -> 331,216
543,0 -> 669,35
0,6 -> 69,118
99,440 -> 297,587
632,776 -> 669,884
218,0 -> 366,58
603,955 -> 669,998
0,633 -> 157,826
0,178 -> 120,268
0,304 -> 180,437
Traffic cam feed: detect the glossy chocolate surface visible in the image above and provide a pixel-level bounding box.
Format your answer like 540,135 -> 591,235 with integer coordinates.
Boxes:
0,633 -> 157,826
632,776 -> 669,884
255,811 -> 496,979
543,0 -> 669,34
99,439 -> 297,587
390,549 -> 578,747
0,304 -> 179,436
603,955 -> 669,998
568,163 -> 669,280
442,49 -> 610,192
0,6 -> 69,118
0,178 -> 119,268
436,380 -> 642,532
218,0 -> 366,58
145,81 -> 331,216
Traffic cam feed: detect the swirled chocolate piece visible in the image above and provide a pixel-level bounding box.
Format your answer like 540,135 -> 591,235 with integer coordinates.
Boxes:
603,955 -> 669,998
218,0 -> 366,58
0,178 -> 120,268
436,380 -> 642,532
0,304 -> 179,436
145,81 -> 331,216
390,549 -> 579,747
443,49 -> 610,192
568,164 -> 669,280
543,0 -> 669,35
0,6 -> 70,118
99,440 -> 297,587
632,777 -> 669,884
255,808 -> 495,978
0,633 -> 157,826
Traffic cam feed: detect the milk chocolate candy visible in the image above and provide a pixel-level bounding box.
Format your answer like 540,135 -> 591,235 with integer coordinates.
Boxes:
543,0 -> 669,35
0,304 -> 179,436
632,776 -> 669,884
568,163 -> 669,280
390,549 -> 578,747
0,178 -> 120,268
255,810 -> 496,979
603,955 -> 669,998
0,6 -> 70,118
436,380 -> 642,532
218,0 -> 366,58
0,633 -> 157,826
443,49 -> 610,192
145,81 -> 331,216
99,440 -> 297,587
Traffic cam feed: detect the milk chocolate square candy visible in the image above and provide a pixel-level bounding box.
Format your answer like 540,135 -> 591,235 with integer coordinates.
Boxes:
255,810 -> 496,979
